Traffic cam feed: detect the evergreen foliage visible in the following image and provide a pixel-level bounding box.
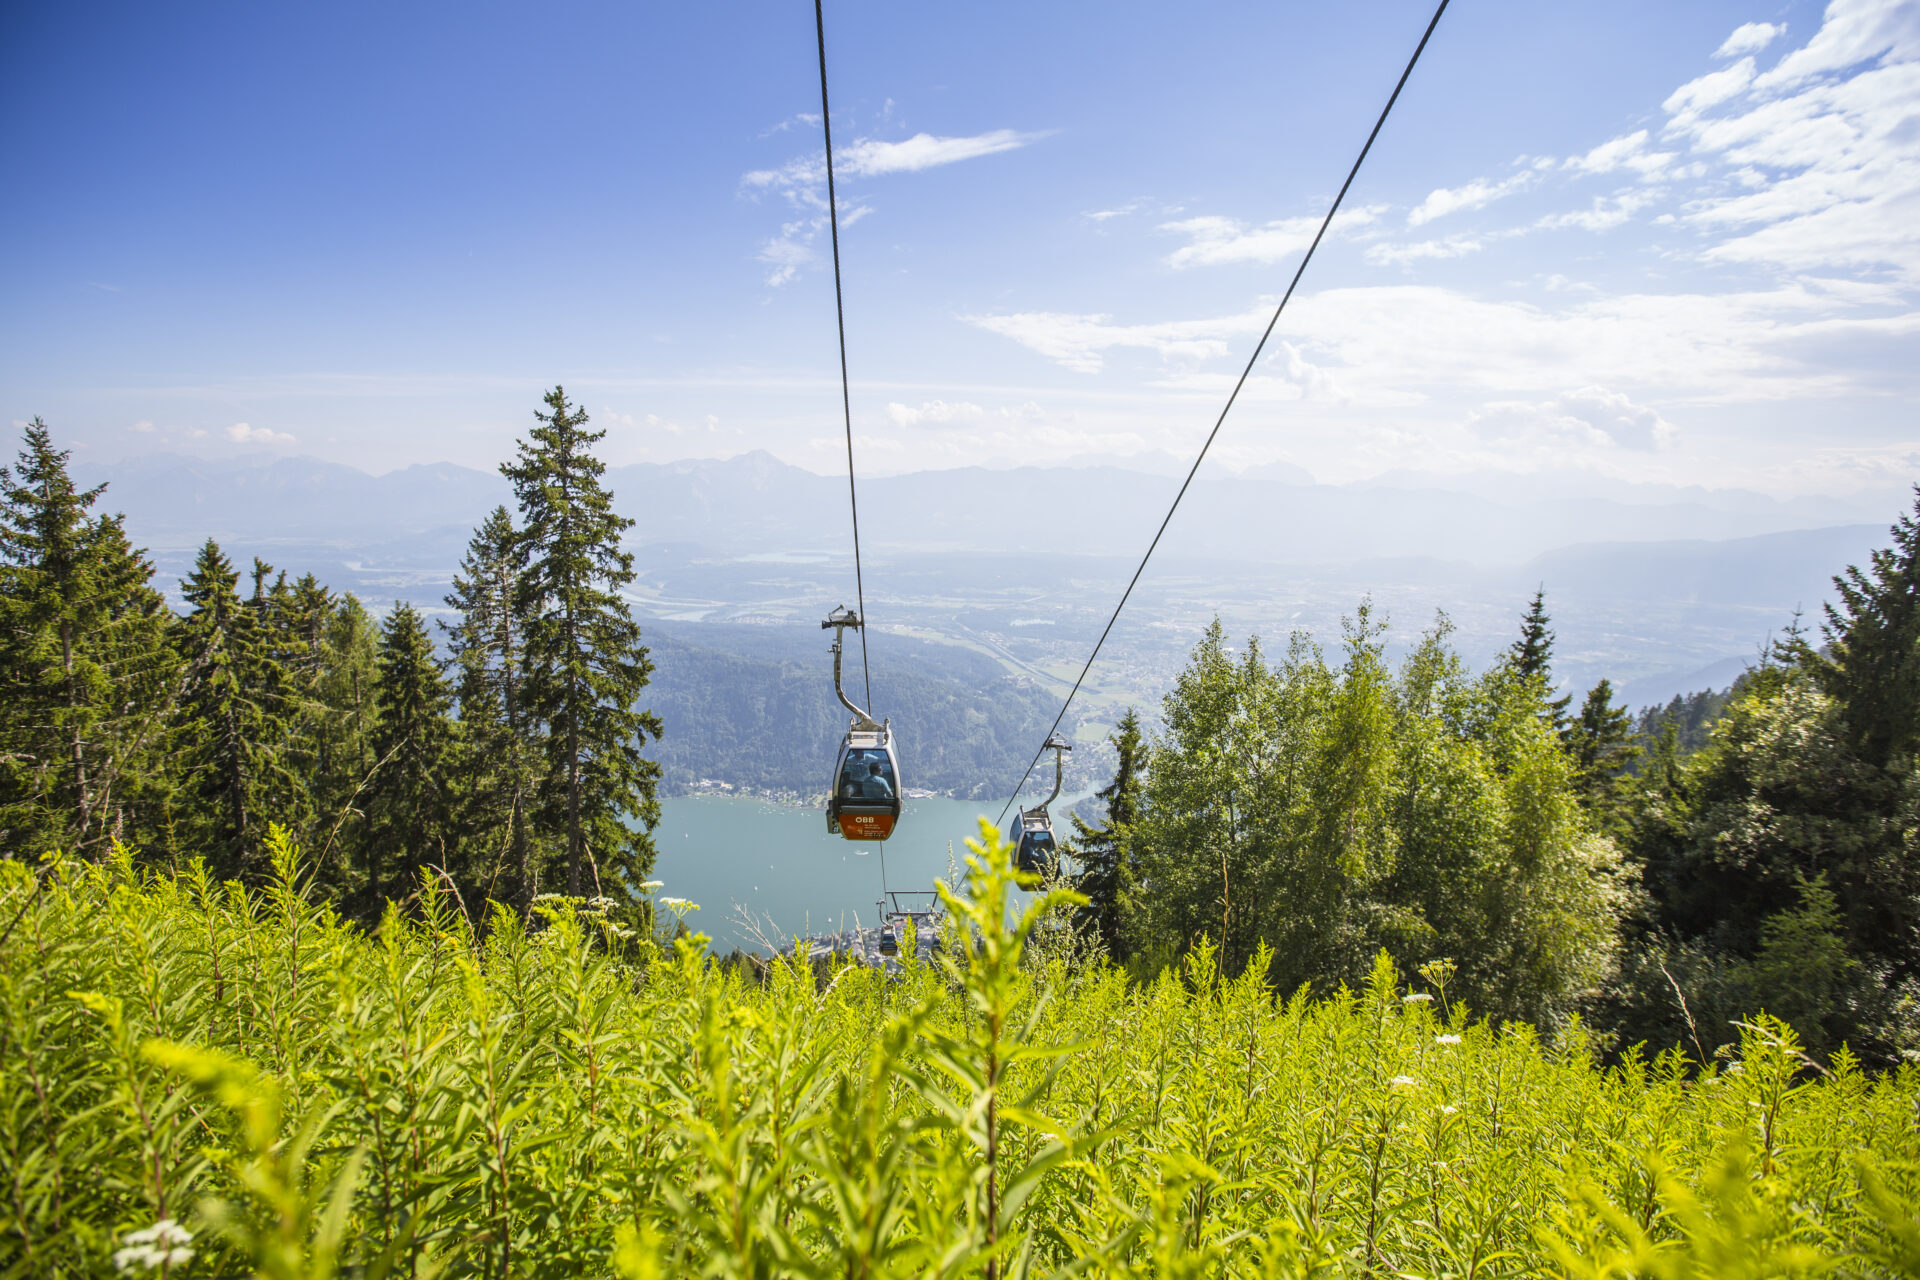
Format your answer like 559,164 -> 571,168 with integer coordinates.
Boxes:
504,387 -> 662,900
173,539 -> 304,878
1510,587 -> 1572,728
1068,707 -> 1143,961
1612,492 -> 1920,1064
1821,486 -> 1920,768
1563,677 -> 1640,831
444,504 -> 544,907
0,421 -> 177,857
360,602 -> 461,904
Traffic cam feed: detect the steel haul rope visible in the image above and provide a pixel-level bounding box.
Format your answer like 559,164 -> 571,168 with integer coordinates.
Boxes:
998,0 -> 1452,823
816,0 -> 889,906
814,0 -> 872,715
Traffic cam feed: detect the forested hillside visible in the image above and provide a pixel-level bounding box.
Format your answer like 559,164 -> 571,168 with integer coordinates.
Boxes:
645,622 -> 1060,798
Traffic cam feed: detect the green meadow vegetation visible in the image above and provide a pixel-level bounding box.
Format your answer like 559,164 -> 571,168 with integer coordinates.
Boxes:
7,826 -> 1920,1278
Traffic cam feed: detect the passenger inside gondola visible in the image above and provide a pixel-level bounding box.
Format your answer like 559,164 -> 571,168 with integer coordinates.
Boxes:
840,749 -> 895,800
1018,827 -> 1057,871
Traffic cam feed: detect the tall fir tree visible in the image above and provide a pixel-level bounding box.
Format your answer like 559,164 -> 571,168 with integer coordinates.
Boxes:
1069,708 -> 1144,961
174,539 -> 301,878
503,389 -> 662,899
1821,488 -> 1920,768
0,421 -> 178,856
360,601 -> 461,906
445,505 -> 543,906
1509,587 -> 1571,728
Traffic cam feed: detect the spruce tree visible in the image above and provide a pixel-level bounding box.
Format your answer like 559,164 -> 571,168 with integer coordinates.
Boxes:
1822,488 -> 1920,768
307,593 -> 381,889
503,389 -> 662,899
0,420 -> 178,857
361,601 -> 460,906
1509,587 -> 1571,728
1562,677 -> 1639,830
175,539 -> 299,878
445,505 -> 543,906
1069,708 -> 1144,961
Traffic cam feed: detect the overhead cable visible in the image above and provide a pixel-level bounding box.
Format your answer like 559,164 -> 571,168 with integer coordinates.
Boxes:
998,0 -> 1453,823
814,0 -> 873,712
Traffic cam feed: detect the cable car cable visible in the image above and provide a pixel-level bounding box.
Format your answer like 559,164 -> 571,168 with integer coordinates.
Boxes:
814,0 -> 873,714
996,0 -> 1451,824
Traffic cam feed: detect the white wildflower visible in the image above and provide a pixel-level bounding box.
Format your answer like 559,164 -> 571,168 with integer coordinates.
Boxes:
115,1219 -> 194,1273
1436,1033 -> 1462,1045
1402,992 -> 1434,1003
1390,1075 -> 1419,1090
638,880 -> 664,891
1440,1104 -> 1458,1115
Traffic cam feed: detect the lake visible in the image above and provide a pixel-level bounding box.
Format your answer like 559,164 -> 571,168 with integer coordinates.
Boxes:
649,791 -> 1092,952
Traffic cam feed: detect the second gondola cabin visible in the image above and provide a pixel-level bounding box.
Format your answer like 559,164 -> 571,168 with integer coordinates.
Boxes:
1007,809 -> 1059,874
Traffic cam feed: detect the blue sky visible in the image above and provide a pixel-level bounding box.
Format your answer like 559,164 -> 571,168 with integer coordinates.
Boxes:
4,0 -> 1917,496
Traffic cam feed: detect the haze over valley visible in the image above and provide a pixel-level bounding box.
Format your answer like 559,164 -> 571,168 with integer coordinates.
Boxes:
79,447 -> 1905,796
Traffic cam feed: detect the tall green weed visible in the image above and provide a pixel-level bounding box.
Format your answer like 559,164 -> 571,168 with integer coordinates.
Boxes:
3,823 -> 1916,1277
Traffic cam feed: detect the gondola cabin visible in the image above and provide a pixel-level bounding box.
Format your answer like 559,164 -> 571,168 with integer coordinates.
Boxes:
1008,809 -> 1058,874
828,725 -> 901,841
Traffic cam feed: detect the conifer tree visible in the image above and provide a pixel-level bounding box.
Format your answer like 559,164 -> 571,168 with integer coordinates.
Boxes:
360,601 -> 460,905
503,389 -> 662,899
1070,708 -> 1144,961
446,506 -> 543,906
1822,488 -> 1920,768
0,420 -> 178,857
1563,677 -> 1639,828
174,539 -> 300,878
306,593 -> 381,887
1509,587 -> 1571,728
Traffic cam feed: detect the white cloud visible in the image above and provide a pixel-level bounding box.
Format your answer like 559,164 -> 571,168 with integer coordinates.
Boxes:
1160,206 -> 1383,268
838,129 -> 1041,175
1365,234 -> 1485,266
1659,0 -> 1920,281
1755,0 -> 1920,88
1535,188 -> 1663,232
1716,22 -> 1786,58
886,400 -> 986,427
964,306 -> 1271,372
1663,58 -> 1758,122
1563,129 -> 1675,178
129,419 -> 154,433
1085,200 -> 1145,222
1408,173 -> 1534,226
743,129 -> 1040,192
1470,387 -> 1677,451
971,279 -> 1920,411
741,126 -> 1038,284
226,422 -> 295,445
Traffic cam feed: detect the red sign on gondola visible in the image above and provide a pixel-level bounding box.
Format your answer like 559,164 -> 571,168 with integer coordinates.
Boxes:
839,811 -> 896,840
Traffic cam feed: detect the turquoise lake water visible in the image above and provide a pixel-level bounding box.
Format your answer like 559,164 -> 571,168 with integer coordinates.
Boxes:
649,792 -> 1089,952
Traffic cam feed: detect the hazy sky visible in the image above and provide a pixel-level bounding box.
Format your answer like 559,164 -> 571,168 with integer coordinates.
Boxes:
4,0 -> 1917,494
